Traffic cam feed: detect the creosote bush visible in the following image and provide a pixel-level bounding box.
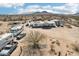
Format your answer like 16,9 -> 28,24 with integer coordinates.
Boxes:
65,24 -> 72,28
72,41 -> 79,52
27,30 -> 45,49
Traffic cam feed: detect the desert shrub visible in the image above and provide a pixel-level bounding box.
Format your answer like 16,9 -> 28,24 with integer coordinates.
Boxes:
51,40 -> 60,46
71,41 -> 79,52
8,22 -> 20,25
58,51 -> 61,56
0,23 -> 2,26
0,31 -> 3,35
56,40 -> 60,46
27,30 -> 45,49
23,31 -> 46,56
65,24 -> 72,28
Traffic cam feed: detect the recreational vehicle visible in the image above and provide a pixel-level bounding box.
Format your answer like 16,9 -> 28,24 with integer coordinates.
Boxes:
28,20 -> 64,28
50,20 -> 64,27
16,33 -> 26,40
45,21 -> 57,27
0,42 -> 17,56
10,24 -> 24,37
0,33 -> 14,50
30,21 -> 44,28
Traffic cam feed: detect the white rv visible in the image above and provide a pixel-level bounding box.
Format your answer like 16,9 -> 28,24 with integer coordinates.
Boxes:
45,21 -> 57,27
10,24 -> 24,37
27,20 -> 64,28
49,19 -> 64,27
0,33 -> 13,50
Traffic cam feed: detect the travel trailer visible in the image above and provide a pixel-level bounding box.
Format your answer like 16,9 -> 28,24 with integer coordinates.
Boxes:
16,33 -> 26,40
45,21 -> 57,27
0,33 -> 14,50
10,24 -> 24,37
49,20 -> 64,27
59,20 -> 64,27
0,42 -> 17,56
29,21 -> 44,28
27,20 -> 64,28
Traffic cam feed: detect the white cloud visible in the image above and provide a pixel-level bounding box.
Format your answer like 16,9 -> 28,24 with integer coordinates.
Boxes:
0,3 -> 24,8
0,3 -> 79,14
53,3 -> 79,14
17,5 -> 54,14
17,3 -> 79,14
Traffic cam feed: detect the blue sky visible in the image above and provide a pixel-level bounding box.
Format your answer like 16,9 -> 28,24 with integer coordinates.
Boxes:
0,3 -> 78,14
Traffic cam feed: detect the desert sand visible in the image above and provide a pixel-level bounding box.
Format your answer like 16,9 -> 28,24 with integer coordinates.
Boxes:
11,25 -> 79,56
0,21 -> 79,56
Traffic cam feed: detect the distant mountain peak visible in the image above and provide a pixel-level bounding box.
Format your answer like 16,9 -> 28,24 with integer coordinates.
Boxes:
74,13 -> 79,16
33,11 -> 49,14
41,11 -> 48,13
